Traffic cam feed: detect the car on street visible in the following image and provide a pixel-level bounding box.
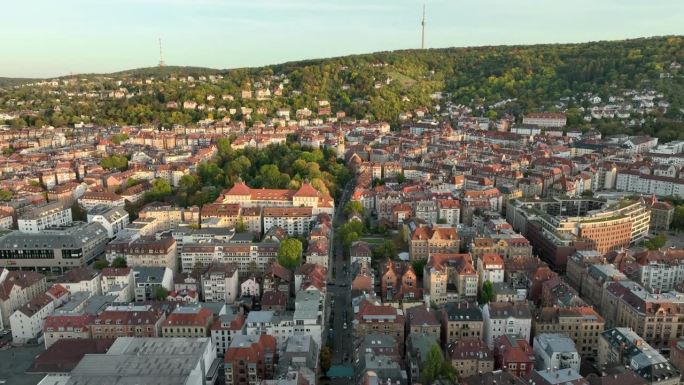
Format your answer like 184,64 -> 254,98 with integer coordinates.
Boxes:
343,322 -> 347,330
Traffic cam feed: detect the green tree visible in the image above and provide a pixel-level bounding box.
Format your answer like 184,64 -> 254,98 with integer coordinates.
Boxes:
112,256 -> 128,268
100,155 -> 129,171
479,280 -> 496,305
673,205 -> 684,230
235,218 -> 247,233
111,133 -> 129,145
93,259 -> 110,270
277,238 -> 303,270
320,346 -> 332,375
344,201 -> 365,216
145,178 -> 173,202
0,189 -> 12,201
412,258 -> 428,279
153,286 -> 169,300
421,344 -> 456,385
644,234 -> 667,250
71,202 -> 87,221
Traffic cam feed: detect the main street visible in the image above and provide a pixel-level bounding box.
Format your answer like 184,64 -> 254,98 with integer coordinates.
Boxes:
327,178 -> 356,380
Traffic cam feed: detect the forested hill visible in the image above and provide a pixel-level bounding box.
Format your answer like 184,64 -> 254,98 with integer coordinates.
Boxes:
1,36 -> 683,138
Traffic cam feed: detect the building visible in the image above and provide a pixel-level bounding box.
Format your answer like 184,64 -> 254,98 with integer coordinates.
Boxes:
0,222 -> 109,274
409,226 -> 460,260
133,266 -> 174,302
406,305 -> 440,340
109,237 -> 178,272
532,306 -> 604,358
202,262 -> 240,303
424,253 -> 478,303
210,307 -> 246,357
100,267 -> 134,301
162,305 -> 214,337
527,368 -> 588,385
522,112 -> 567,128
220,182 -> 334,215
601,281 -> 684,349
477,253 -> 504,286
406,332 -> 440,383
43,314 -> 94,348
482,301 -> 532,349
440,301 -> 484,345
462,370 -> 527,385
632,249 -> 684,293
224,334 -> 278,385
90,304 -> 165,339
18,202 -> 73,233
350,241 -> 372,265
380,258 -> 420,302
54,267 -> 101,296
304,237 -> 329,269
10,292 -> 55,343
533,333 -> 580,372
353,299 -> 405,343
599,328 -> 679,385
86,205 -> 129,238
263,207 -> 312,236
0,269 -> 47,329
78,191 -> 125,210
447,337 -> 495,379
62,337 -> 219,385
493,334 -> 535,377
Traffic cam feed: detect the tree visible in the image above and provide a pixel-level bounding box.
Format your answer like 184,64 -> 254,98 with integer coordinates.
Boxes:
93,259 -> 109,270
100,155 -> 128,171
112,256 -> 128,268
320,346 -> 332,375
412,258 -> 428,279
421,344 -> 456,385
145,178 -> 172,203
235,218 -> 247,233
153,286 -> 169,300
71,202 -> 88,221
0,189 -> 12,201
277,238 -> 303,270
479,280 -> 496,305
110,133 -> 129,145
644,234 -> 667,250
344,201 -> 365,217
396,173 -> 406,184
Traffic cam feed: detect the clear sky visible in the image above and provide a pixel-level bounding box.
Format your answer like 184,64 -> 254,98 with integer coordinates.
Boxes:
2,0 -> 683,78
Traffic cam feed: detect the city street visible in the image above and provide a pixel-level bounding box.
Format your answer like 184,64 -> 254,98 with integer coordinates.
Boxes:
327,179 -> 355,380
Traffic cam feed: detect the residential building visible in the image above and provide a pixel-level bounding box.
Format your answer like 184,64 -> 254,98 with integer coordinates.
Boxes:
162,305 -> 214,337
109,237 -> 178,272
406,304 -> 440,340
409,226 -> 460,260
599,328 -> 679,385
86,205 -> 129,238
224,334 -> 278,385
448,337 -> 495,379
78,191 -> 125,210
202,262 -> 240,303
353,299 -> 405,344
532,306 -> 604,358
492,334 -> 535,377
18,202 -> 72,233
43,314 -> 94,348
533,333 -> 580,372
380,258 -> 420,302
477,253 -> 504,286
133,266 -> 174,302
424,253 -> 478,303
100,267 -> 134,301
90,304 -> 165,338
440,301 -> 484,345
10,292 -> 55,343
527,368 -> 588,385
0,269 -> 47,329
211,307 -> 246,356
406,332 -> 440,384
522,112 -> 567,128
263,207 -> 312,236
482,301 -> 532,348
54,267 -> 101,296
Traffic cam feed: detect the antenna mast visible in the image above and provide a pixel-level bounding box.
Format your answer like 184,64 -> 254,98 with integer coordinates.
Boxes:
158,38 -> 166,67
421,4 -> 426,49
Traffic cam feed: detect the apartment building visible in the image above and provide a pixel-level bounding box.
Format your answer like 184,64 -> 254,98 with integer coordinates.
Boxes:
447,338 -> 494,379
220,182 -> 334,216
180,241 -> 278,273
424,253 -> 477,304
440,301 -> 484,345
353,299 -> 405,343
224,334 -> 278,385
409,226 -> 460,260
533,333 -> 580,372
86,205 -> 129,238
202,262 -> 239,303
482,301 -> 532,349
522,112 -> 567,128
108,237 -> 178,272
0,269 -> 47,329
262,207 -> 312,236
90,304 -> 165,339
492,334 -> 535,378
17,202 -> 72,233
532,306 -> 604,358
162,306 -> 214,337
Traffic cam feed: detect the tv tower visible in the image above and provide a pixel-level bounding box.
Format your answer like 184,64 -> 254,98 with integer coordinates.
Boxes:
421,4 -> 426,49
158,37 -> 166,67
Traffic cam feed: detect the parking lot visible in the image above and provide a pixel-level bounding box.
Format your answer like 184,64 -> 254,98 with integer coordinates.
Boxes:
0,344 -> 45,385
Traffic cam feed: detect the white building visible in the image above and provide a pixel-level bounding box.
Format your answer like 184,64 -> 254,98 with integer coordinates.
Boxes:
482,301 -> 532,349
133,267 -> 174,302
18,202 -> 72,233
477,253 -> 504,286
100,267 -> 134,302
533,333 -> 581,373
241,277 -> 260,297
10,293 -> 55,344
616,170 -> 684,198
201,263 -> 239,303
262,207 -> 312,236
87,205 -> 130,238
293,290 -> 324,348
53,267 -> 102,297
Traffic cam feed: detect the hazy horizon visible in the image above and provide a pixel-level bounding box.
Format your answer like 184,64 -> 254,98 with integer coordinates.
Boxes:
3,0 -> 684,78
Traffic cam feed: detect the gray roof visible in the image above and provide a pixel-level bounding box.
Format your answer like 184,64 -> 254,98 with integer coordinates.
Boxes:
534,333 -> 577,356
133,267 -> 168,285
66,337 -> 215,385
0,222 -> 107,250
87,205 -> 129,222
19,201 -> 66,220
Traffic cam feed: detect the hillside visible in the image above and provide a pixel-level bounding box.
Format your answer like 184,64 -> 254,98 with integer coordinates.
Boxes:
0,36 -> 683,139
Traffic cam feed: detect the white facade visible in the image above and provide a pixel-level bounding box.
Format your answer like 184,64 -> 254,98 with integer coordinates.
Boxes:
10,297 -> 55,344
616,171 -> 684,198
241,278 -> 260,297
638,261 -> 684,293
263,214 -> 311,236
18,204 -> 72,233
202,268 -> 240,303
59,275 -> 102,297
482,303 -> 532,349
87,207 -> 130,238
533,333 -> 581,373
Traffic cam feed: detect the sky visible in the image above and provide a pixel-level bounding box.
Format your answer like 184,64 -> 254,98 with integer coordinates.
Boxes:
2,0 -> 683,78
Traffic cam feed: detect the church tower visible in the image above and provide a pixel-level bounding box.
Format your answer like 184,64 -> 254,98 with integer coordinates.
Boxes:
336,131 -> 346,159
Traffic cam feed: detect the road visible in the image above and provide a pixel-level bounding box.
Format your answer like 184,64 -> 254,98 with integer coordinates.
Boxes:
326,179 -> 355,381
